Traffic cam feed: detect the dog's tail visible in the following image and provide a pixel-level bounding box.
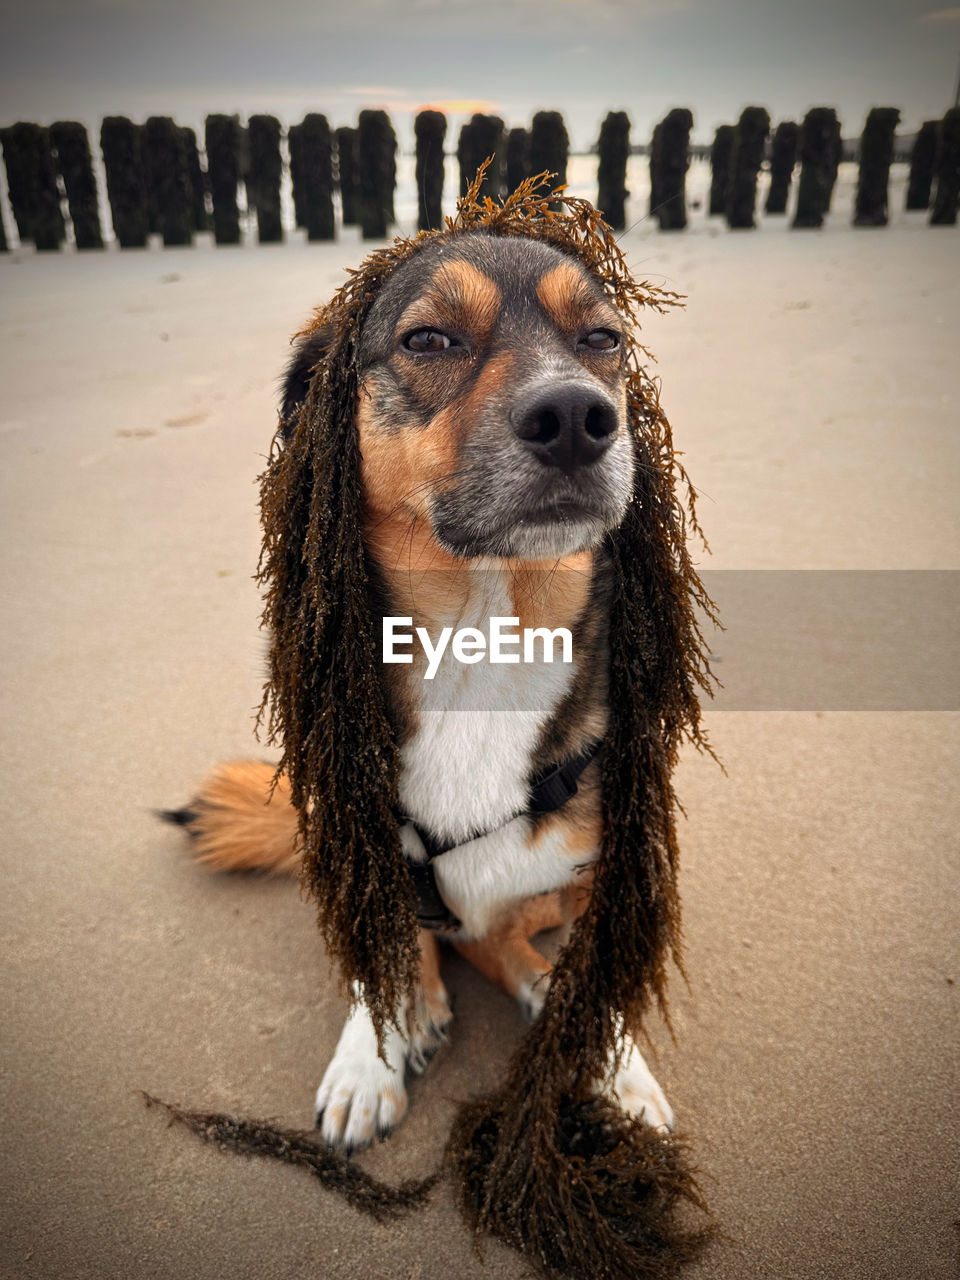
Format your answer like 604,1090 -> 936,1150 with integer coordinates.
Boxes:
159,761 -> 300,874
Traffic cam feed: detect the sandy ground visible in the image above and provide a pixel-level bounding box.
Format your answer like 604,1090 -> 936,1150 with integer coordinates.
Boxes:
1,170 -> 958,1280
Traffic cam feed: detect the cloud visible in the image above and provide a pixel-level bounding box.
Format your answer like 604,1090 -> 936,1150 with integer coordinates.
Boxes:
920,6 -> 960,18
416,99 -> 500,113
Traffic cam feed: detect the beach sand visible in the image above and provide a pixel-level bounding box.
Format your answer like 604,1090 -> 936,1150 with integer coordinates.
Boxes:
1,169 -> 957,1279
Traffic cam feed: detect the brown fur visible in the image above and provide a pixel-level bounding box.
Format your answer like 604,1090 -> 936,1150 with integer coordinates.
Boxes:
180,762 -> 299,873
453,893 -> 564,1003
357,384 -> 463,520
396,258 -> 501,343
536,260 -> 621,337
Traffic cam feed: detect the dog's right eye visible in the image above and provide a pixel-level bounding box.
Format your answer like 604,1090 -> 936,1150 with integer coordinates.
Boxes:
402,329 -> 456,354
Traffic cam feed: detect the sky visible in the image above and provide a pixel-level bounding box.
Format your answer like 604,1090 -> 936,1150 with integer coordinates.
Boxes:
1,0 -> 958,149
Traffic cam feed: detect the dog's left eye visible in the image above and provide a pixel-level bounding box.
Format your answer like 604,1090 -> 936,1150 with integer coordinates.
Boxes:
403,329 -> 456,353
579,330 -> 620,352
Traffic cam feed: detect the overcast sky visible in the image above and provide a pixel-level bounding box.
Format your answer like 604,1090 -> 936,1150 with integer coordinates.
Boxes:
1,0 -> 958,148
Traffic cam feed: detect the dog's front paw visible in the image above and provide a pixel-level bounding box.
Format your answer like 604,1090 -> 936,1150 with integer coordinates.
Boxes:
607,1039 -> 675,1134
314,1005 -> 409,1151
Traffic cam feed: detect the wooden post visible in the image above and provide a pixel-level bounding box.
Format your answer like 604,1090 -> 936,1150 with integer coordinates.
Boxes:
299,114 -> 335,241
180,127 -> 210,233
2,123 -> 36,242
0,122 -> 65,250
853,107 -> 900,226
247,115 -> 283,243
655,108 -> 693,230
905,121 -> 938,210
463,113 -> 505,199
793,107 -> 840,229
825,115 -> 842,211
288,124 -> 305,228
708,125 -> 735,215
457,117 -> 476,197
648,122 -> 663,219
100,116 -> 149,247
506,127 -> 529,193
335,126 -> 358,225
930,107 -> 960,226
358,109 -> 392,239
764,121 -> 799,215
50,122 -> 103,249
596,111 -> 630,230
384,115 -> 397,224
414,109 -> 446,231
204,115 -> 241,245
726,106 -> 770,229
139,124 -> 160,235
143,116 -> 193,245
529,111 -> 569,204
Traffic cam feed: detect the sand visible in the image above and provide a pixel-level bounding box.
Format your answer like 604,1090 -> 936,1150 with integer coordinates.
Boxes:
1,168 -> 958,1280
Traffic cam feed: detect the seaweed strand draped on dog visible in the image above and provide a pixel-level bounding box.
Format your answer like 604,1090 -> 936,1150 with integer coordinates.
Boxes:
244,169 -> 718,1278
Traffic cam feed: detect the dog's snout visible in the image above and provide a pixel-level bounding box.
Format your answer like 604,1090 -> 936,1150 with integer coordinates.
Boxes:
511,383 -> 618,472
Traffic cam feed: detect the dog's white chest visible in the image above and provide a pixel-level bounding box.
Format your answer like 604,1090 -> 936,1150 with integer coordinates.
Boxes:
396,582 -> 576,845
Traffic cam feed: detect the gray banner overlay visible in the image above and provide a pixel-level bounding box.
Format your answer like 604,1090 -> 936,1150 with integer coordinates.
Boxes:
699,571 -> 958,710
375,570 -> 959,711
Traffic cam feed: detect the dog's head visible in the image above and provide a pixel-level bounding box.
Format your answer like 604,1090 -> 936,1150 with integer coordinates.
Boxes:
282,233 -> 634,560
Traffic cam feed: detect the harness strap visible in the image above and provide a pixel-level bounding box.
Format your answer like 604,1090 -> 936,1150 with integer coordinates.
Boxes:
404,740 -> 601,932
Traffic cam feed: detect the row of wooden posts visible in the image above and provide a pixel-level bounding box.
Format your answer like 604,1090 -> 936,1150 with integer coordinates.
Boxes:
1,104 -> 958,253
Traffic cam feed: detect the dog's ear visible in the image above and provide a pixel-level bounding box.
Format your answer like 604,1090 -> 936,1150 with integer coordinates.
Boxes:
279,322 -> 336,434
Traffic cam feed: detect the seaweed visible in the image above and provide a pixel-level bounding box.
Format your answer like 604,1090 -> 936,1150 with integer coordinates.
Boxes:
247,168 -> 719,1277
140,1094 -> 438,1220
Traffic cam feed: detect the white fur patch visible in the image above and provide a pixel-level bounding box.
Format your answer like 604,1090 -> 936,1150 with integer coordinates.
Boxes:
315,982 -> 451,1151
396,571 -> 594,936
606,1036 -> 675,1134
398,574 -> 574,841
314,999 -> 409,1150
433,814 -> 596,939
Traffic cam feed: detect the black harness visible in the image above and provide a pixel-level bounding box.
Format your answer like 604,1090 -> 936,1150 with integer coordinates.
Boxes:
403,741 -> 601,932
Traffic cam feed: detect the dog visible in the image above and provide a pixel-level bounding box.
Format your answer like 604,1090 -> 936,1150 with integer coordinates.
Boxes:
167,229 -> 676,1154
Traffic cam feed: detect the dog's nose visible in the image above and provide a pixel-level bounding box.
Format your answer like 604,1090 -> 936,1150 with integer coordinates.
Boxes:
510,383 -> 618,472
